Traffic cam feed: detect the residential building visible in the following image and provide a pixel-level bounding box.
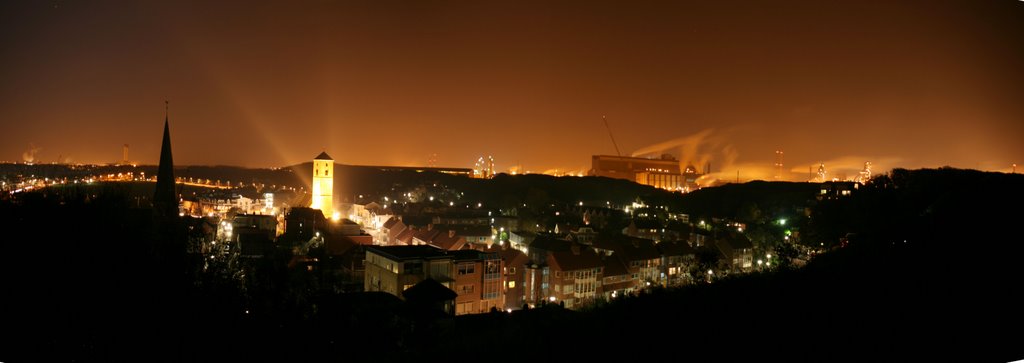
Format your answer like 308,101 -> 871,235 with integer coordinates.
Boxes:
185,190 -> 270,218
716,232 -> 754,273
410,227 -> 441,246
818,181 -> 858,200
431,229 -> 468,251
380,217 -> 407,245
363,245 -> 504,316
567,226 -> 598,245
232,214 -> 277,240
446,224 -> 492,247
658,239 -> 697,286
410,225 -> 471,250
521,235 -> 572,306
508,231 -> 536,254
364,245 -> 455,297
623,218 -> 664,241
601,254 -> 635,300
450,249 -> 504,314
402,279 -> 458,316
323,236 -> 366,292
283,207 -> 328,243
226,214 -> 279,258
328,217 -> 363,237
492,245 -> 529,310
431,211 -> 490,226
524,234 -> 570,264
691,227 -> 712,247
237,231 -> 274,258
547,244 -> 605,309
394,227 -> 418,246
593,235 -> 662,286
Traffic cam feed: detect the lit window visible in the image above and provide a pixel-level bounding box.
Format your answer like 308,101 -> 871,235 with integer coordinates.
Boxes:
458,263 -> 475,275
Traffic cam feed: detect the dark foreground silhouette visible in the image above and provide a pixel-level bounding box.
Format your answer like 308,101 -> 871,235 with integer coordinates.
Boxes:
1,168 -> 1021,362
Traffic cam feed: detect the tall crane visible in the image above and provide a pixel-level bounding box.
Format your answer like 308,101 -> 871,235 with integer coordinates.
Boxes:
603,115 -> 621,157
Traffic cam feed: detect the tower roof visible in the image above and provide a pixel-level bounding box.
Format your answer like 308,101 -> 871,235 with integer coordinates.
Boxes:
153,104 -> 177,218
314,151 -> 333,160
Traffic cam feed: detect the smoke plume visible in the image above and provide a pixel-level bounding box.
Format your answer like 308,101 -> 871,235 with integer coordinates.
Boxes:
22,144 -> 41,163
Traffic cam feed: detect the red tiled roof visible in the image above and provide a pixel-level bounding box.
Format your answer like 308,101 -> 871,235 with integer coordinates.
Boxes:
549,246 -> 604,272
402,278 -> 457,302
431,233 -> 466,251
446,224 -> 492,237
414,229 -> 443,244
595,235 -> 661,262
602,254 -> 630,277
500,248 -> 529,268
718,232 -> 753,250
658,239 -> 696,256
395,228 -> 418,245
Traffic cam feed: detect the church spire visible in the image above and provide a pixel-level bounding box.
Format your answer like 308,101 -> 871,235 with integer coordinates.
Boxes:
153,100 -> 177,217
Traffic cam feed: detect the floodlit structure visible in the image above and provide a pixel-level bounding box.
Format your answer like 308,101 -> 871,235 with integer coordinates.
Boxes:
590,154 -> 691,191
473,156 -> 495,179
311,152 -> 334,218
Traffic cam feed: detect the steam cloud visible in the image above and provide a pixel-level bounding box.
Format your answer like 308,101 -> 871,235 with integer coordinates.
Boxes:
630,128 -> 755,185
631,129 -> 900,185
22,144 -> 41,163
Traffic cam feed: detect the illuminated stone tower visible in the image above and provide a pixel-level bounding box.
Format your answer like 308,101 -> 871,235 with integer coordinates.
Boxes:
311,152 -> 334,218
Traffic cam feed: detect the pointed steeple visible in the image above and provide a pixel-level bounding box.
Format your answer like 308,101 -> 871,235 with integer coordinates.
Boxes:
154,101 -> 177,217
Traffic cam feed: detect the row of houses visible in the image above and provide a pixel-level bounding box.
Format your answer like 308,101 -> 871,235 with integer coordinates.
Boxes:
235,203 -> 754,316
364,245 -> 504,315
380,216 -> 494,248
362,228 -> 756,314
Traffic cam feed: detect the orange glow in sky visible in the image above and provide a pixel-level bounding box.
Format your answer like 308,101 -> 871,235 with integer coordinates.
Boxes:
2,1 -> 1022,176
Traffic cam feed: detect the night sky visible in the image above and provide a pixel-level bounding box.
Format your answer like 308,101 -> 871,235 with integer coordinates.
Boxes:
3,0 -> 1022,180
